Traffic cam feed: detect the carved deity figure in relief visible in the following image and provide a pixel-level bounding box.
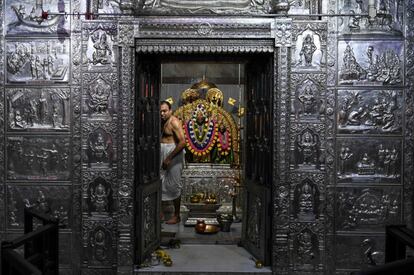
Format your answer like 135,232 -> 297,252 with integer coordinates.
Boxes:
297,231 -> 314,264
90,132 -> 109,163
348,0 -> 363,31
297,130 -> 317,165
298,182 -> 315,218
339,146 -> 353,175
37,150 -> 50,176
340,44 -> 366,81
51,103 -> 60,128
357,153 -> 375,175
38,91 -> 48,124
384,148 -> 398,177
299,34 -> 317,66
91,229 -> 108,262
91,32 -> 112,65
91,183 -> 109,213
298,83 -> 316,115
88,78 -> 111,115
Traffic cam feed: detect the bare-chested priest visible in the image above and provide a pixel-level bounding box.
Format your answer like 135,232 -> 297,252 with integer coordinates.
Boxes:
160,100 -> 185,224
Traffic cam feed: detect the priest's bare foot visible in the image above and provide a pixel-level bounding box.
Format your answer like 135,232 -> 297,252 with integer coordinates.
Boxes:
165,216 -> 180,225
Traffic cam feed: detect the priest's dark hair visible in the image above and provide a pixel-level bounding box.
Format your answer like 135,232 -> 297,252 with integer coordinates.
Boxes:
160,100 -> 172,110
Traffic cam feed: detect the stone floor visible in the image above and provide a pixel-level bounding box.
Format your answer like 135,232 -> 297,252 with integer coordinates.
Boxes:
135,244 -> 272,274
161,219 -> 242,245
135,215 -> 271,274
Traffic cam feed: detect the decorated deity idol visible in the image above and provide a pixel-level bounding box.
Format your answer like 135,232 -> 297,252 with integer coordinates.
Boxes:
183,103 -> 217,162
174,80 -> 240,166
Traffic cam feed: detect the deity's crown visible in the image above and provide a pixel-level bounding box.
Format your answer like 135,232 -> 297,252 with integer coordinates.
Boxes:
181,88 -> 200,104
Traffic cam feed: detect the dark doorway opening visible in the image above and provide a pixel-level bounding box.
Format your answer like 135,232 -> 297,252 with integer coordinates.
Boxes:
134,53 -> 274,271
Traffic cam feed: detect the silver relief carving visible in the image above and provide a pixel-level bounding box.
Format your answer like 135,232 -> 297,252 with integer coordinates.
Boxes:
293,77 -> 325,122
117,23 -> 135,269
83,219 -> 116,267
295,31 -> 322,69
137,0 -> 270,14
0,87 -> 5,185
273,41 -> 290,274
290,223 -> 324,271
405,0 -> 414,229
72,33 -> 82,85
292,126 -> 324,170
326,1 -> 337,86
138,20 -> 272,38
6,39 -> 70,83
84,75 -> 118,119
338,0 -> 403,34
6,87 -> 70,131
338,41 -> 403,86
88,225 -> 113,265
337,187 -> 401,231
293,178 -> 320,221
5,0 -> 70,35
274,18 -> 292,47
337,138 -> 401,184
7,185 -> 72,229
7,136 -> 71,180
288,0 -> 320,15
0,2 -> 4,85
86,127 -> 115,168
72,87 -> 82,223
291,22 -> 327,72
337,89 -> 403,135
83,22 -> 118,71
87,177 -> 113,215
143,194 -> 157,249
295,229 -> 319,269
335,235 -> 385,269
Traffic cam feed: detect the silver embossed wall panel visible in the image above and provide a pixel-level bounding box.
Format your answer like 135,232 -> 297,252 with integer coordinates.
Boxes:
1,0 -> 76,274
338,40 -> 403,86
6,135 -> 71,180
337,89 -> 403,135
332,0 -> 409,273
405,0 -> 414,234
338,0 -> 403,35
336,186 -> 401,232
6,39 -> 70,84
135,0 -> 272,15
6,87 -> 71,132
6,184 -> 72,229
337,138 -> 402,184
4,0 -> 71,35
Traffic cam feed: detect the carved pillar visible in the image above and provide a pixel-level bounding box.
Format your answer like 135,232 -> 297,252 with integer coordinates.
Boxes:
0,0 -> 4,236
117,21 -> 138,275
272,17 -> 292,275
404,0 -> 414,229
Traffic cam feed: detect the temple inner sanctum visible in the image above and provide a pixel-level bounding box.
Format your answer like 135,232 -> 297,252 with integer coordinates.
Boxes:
1,0 -> 414,275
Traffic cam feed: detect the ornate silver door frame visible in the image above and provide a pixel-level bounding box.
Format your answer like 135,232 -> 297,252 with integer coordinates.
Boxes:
116,16 -> 291,273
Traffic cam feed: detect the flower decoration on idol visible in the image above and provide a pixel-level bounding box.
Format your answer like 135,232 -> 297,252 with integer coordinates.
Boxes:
184,103 -> 218,156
